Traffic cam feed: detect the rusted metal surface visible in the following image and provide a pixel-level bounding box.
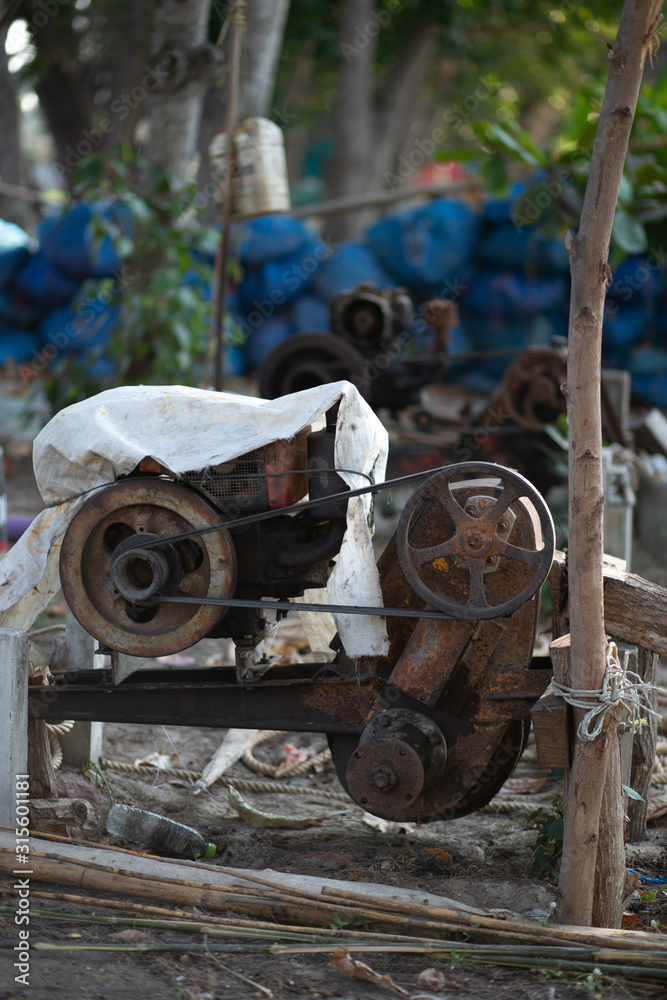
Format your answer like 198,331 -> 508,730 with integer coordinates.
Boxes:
346,738 -> 425,817
396,464 -> 554,620
498,348 -> 567,431
385,616 -> 476,707
60,479 -> 236,657
29,664 -> 376,734
328,465 -> 549,821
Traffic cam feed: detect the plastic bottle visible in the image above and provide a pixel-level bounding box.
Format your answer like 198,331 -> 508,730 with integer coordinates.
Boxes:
106,803 -> 216,861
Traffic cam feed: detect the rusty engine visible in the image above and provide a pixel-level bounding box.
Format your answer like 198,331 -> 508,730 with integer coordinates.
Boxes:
36,405 -> 555,824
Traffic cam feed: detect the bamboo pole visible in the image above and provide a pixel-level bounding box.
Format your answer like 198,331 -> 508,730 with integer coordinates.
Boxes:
5,848 -> 667,954
559,0 -> 663,928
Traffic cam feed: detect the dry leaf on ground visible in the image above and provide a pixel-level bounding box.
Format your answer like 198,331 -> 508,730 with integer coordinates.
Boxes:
228,785 -> 322,828
107,929 -> 150,942
329,947 -> 409,997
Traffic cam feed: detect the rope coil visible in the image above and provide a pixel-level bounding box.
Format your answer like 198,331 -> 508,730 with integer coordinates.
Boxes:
552,640 -> 660,741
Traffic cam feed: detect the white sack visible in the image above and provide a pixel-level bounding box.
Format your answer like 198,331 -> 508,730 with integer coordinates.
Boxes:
0,381 -> 389,656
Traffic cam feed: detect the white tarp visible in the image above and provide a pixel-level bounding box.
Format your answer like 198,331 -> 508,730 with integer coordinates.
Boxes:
0,381 -> 390,656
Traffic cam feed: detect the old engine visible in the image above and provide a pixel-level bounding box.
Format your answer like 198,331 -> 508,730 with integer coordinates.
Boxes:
41,407 -> 555,824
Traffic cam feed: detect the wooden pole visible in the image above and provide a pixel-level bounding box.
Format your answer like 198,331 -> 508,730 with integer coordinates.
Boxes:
558,0 -> 663,927
212,0 -> 245,392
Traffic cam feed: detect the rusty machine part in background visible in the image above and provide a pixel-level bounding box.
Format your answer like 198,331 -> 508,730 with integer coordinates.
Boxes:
497,348 -> 567,432
257,332 -> 369,400
258,288 -> 460,410
60,479 -> 237,657
48,459 -> 555,825
330,283 -> 413,352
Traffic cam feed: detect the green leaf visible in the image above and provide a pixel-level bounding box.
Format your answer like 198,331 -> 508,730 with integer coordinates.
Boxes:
481,153 -> 509,197
617,173 -> 634,208
483,122 -> 542,167
612,210 -> 648,255
623,784 -> 646,802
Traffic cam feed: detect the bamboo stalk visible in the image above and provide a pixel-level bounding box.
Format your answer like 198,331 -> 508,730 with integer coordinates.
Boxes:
272,942 -> 667,966
4,847 -> 667,952
16,890 -> 425,944
30,942 -> 268,953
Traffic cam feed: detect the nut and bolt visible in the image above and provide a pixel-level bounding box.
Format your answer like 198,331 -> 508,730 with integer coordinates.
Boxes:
370,765 -> 397,792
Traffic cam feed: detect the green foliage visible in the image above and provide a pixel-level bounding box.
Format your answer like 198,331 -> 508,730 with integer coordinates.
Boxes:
528,797 -> 564,877
44,145 -> 219,412
445,74 -> 667,263
83,760 -> 115,804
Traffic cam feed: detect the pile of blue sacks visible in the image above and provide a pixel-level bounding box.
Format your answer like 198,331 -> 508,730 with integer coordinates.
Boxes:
2,195 -> 667,405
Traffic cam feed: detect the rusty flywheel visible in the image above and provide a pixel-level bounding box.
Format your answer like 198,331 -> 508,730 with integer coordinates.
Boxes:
60,478 -> 237,657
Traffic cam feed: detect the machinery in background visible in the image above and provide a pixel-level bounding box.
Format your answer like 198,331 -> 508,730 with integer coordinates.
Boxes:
258,282 -> 570,493
258,284 -> 459,411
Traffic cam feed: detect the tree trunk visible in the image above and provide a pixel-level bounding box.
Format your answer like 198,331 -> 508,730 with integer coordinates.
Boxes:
145,0 -> 216,186
244,0 -> 291,118
557,0 -> 662,928
25,0 -> 157,187
369,22 -> 437,192
0,27 -> 32,229
329,0 -> 377,241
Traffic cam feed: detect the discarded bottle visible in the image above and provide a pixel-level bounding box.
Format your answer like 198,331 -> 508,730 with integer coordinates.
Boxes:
106,803 -> 216,861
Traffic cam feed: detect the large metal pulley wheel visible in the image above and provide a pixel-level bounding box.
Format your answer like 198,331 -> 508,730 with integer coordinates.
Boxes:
60,478 -> 237,657
258,332 -> 369,400
396,462 -> 554,620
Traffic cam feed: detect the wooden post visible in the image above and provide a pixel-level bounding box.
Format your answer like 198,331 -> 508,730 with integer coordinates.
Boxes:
559,0 -> 663,927
56,610 -> 104,769
627,646 -> 658,842
0,628 -> 28,827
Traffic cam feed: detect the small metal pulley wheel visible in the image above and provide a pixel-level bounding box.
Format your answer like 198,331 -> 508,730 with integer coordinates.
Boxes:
498,348 -> 566,431
396,462 -> 555,620
60,478 -> 237,657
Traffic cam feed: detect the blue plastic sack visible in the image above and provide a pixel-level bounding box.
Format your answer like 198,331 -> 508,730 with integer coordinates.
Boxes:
39,203 -> 121,281
242,312 -> 295,370
607,255 -> 663,305
39,302 -> 120,358
459,307 -> 566,380
239,215 -> 317,268
311,243 -> 395,300
602,302 -> 647,358
476,223 -> 570,274
366,200 -> 479,297
12,252 -> 81,307
463,269 -> 569,321
0,219 -> 31,291
0,328 -> 40,364
239,240 -> 323,309
291,294 -> 329,333
0,291 -> 46,329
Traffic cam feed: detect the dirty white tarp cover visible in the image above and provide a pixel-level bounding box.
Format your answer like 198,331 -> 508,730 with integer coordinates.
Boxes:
0,381 -> 390,656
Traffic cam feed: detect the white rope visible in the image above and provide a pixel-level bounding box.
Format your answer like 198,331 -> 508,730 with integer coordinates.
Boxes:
551,641 -> 660,741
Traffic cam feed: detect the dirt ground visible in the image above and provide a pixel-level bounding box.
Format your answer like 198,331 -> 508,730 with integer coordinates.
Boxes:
3,453 -> 667,1000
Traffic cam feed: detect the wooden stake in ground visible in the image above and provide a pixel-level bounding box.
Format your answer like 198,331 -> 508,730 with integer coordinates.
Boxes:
559,0 -> 663,927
